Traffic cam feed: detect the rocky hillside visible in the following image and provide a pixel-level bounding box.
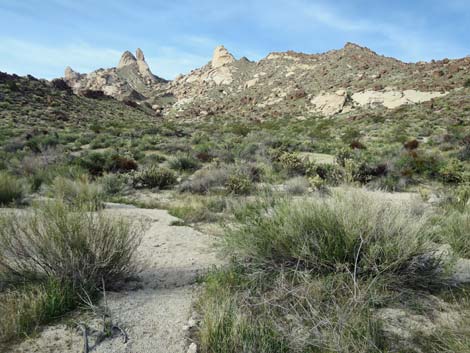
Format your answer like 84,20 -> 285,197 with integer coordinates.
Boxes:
62,43 -> 470,119
64,48 -> 167,102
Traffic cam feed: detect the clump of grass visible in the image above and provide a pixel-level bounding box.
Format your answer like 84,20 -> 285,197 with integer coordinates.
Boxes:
180,165 -> 231,194
0,279 -> 76,343
50,175 -> 104,210
439,209 -> 470,258
227,189 -> 443,288
284,176 -> 310,195
0,171 -> 25,206
100,173 -> 129,196
168,153 -> 201,172
0,200 -> 143,342
168,196 -> 220,224
197,189 -> 455,353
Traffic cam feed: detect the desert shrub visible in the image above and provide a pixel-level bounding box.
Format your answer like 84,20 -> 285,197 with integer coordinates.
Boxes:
308,174 -> 327,190
107,155 -> 138,173
395,150 -> 443,178
311,163 -> 344,185
278,152 -> 310,175
439,158 -> 465,184
50,176 -> 104,210
237,163 -> 264,183
439,209 -> 470,258
226,174 -> 253,195
168,203 -> 217,224
0,172 -> 25,206
101,173 -> 128,195
29,164 -> 86,192
226,189 -> 445,289
464,79 -> 470,88
367,175 -> 404,192
132,166 -> 176,189
168,154 -> 201,172
335,147 -> 355,167
404,139 -> 420,150
353,162 -> 388,184
77,152 -> 108,176
0,201 -> 142,341
284,177 -> 309,195
0,279 -> 76,343
198,189 -> 451,353
180,165 -> 231,194
142,153 -> 167,164
349,140 -> 366,150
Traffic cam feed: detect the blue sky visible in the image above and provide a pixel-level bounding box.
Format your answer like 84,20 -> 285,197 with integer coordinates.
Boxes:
0,0 -> 469,80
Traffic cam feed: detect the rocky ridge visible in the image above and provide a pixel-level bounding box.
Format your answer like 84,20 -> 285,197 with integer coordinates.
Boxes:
64,48 -> 167,101
62,43 -> 470,119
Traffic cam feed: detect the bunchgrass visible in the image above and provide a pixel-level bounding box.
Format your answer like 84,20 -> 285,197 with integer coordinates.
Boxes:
0,171 -> 25,206
196,189 -> 457,353
0,200 -> 143,343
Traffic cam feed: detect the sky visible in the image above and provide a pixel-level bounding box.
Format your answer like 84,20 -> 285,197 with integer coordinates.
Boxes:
0,0 -> 469,80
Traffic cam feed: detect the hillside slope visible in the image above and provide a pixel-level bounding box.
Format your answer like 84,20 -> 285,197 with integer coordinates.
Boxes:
61,43 -> 470,120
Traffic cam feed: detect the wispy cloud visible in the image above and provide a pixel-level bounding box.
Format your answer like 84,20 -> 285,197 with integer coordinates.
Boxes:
0,0 -> 468,78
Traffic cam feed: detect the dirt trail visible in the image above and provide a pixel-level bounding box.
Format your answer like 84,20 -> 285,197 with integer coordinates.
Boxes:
11,204 -> 221,353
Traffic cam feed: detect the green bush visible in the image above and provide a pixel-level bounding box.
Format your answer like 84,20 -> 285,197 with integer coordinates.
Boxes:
278,152 -> 310,175
180,165 -> 231,194
226,174 -> 253,195
133,166 -> 176,189
0,200 -> 142,341
439,209 -> 470,258
101,173 -> 128,195
439,159 -> 465,184
168,154 -> 201,172
395,150 -> 443,178
284,177 -> 309,195
0,172 -> 25,206
50,176 -> 104,210
226,190 -> 445,289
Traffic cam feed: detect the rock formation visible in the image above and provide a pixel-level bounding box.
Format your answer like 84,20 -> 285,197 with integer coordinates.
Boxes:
62,42 -> 470,119
211,45 -> 235,68
64,48 -> 166,101
118,51 -> 137,68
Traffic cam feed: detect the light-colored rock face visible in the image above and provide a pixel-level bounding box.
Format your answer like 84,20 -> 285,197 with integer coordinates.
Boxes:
211,45 -> 235,68
136,48 -> 145,61
64,66 -> 80,81
118,51 -> 137,68
206,66 -> 233,85
352,89 -> 447,109
310,90 -> 348,116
